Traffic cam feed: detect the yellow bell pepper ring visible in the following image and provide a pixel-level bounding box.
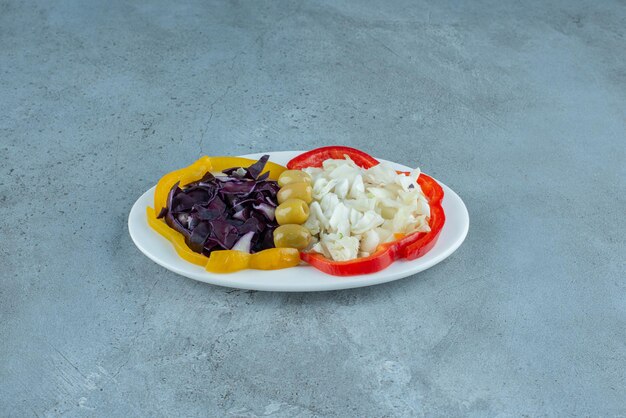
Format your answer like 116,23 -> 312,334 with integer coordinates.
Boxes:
147,155 -> 298,273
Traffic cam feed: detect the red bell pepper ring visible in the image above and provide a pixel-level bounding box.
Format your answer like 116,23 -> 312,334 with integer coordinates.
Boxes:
286,147 -> 446,276
287,146 -> 380,170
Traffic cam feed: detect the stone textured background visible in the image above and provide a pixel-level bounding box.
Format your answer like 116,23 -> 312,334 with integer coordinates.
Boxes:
1,0 -> 625,416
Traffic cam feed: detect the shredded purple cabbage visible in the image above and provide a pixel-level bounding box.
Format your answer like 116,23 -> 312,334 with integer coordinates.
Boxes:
158,155 -> 279,255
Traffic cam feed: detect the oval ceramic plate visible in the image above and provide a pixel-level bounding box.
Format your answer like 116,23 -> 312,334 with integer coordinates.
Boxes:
129,151 -> 469,292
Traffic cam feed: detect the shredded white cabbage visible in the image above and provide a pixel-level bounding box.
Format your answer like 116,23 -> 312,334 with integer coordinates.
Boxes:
303,157 -> 431,261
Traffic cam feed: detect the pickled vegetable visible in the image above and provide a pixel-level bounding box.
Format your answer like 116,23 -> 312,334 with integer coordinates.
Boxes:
278,170 -> 312,187
275,198 -> 310,225
273,224 -> 312,250
277,182 -> 313,204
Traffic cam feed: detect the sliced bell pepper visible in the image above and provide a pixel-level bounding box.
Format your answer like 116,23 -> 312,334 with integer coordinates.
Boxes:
248,248 -> 300,270
286,146 -> 380,170
288,147 -> 446,276
205,250 -> 251,273
300,242 -> 398,276
205,248 -> 300,273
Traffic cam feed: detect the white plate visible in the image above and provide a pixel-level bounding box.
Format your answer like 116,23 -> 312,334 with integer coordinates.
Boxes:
128,151 -> 469,292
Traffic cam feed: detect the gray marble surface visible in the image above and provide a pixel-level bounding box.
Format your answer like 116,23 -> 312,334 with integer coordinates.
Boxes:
1,0 -> 625,416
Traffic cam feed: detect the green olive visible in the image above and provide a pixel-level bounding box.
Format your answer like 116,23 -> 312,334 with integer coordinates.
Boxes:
273,224 -> 312,250
278,170 -> 312,187
277,182 -> 313,204
275,198 -> 310,225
